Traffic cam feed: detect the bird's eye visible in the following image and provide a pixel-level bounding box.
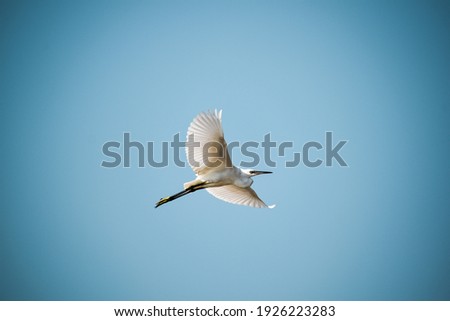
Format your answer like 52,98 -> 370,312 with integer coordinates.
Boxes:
249,170 -> 255,174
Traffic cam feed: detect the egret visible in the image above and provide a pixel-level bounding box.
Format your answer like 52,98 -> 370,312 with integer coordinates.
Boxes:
155,110 -> 275,209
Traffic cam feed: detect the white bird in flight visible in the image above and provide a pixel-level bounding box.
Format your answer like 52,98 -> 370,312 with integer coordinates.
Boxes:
155,110 -> 275,209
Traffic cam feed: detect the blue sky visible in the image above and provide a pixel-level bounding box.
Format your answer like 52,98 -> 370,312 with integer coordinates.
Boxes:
1,0 -> 449,300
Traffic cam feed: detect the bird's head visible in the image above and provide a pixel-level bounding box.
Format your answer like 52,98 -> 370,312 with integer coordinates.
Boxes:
242,169 -> 273,177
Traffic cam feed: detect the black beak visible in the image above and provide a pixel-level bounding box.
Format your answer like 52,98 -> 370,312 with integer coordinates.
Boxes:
254,170 -> 273,175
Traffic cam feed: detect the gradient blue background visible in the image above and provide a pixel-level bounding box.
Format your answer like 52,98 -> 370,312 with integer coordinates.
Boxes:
1,0 -> 449,300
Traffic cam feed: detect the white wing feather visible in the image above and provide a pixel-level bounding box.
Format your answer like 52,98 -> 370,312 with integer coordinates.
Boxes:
206,185 -> 276,208
185,109 -> 232,175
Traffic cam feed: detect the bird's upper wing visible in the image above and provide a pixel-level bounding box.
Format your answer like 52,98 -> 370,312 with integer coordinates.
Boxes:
185,109 -> 232,175
206,185 -> 275,208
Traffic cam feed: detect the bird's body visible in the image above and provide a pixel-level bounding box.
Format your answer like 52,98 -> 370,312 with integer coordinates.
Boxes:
186,166 -> 252,189
155,110 -> 275,209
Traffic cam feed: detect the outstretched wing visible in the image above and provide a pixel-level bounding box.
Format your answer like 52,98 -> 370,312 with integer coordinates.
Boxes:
206,185 -> 275,208
185,109 -> 232,175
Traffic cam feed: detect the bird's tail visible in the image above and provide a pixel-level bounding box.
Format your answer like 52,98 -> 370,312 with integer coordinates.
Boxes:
183,179 -> 204,190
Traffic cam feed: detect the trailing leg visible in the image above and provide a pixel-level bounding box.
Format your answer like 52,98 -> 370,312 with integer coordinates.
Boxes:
155,181 -> 208,208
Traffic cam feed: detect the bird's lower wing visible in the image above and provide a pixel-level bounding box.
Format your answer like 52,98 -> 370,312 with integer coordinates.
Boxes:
206,185 -> 275,208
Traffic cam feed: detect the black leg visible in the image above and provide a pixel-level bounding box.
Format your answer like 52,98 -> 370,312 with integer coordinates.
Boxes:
155,182 -> 208,208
